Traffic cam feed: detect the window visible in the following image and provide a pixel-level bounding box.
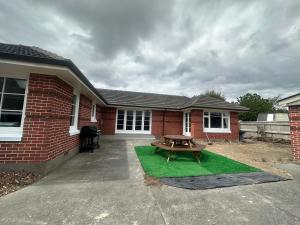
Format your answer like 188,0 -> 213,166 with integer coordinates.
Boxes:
0,77 -> 27,127
144,110 -> 150,131
69,93 -> 80,135
91,103 -> 97,122
126,110 -> 134,130
203,111 -> 230,133
117,110 -> 125,130
116,109 -> 151,133
135,111 -> 143,130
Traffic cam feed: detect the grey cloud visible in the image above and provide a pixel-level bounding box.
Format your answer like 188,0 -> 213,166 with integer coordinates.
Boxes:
30,0 -> 173,57
0,0 -> 300,101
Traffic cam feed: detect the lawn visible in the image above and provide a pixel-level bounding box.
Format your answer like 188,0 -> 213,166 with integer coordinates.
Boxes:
135,146 -> 261,178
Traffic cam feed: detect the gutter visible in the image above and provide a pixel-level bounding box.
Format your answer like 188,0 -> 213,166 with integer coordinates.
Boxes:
107,103 -> 249,112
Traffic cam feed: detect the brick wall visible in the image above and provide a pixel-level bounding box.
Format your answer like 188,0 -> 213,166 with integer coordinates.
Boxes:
288,105 -> 300,161
100,107 -> 116,135
0,73 -> 101,164
152,110 -> 183,136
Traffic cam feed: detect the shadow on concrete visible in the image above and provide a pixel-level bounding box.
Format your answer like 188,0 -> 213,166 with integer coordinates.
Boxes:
36,140 -> 130,185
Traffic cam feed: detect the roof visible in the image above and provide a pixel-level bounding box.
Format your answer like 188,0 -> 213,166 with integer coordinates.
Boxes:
0,43 -> 106,103
0,43 -> 65,60
278,93 -> 300,106
98,89 -> 248,111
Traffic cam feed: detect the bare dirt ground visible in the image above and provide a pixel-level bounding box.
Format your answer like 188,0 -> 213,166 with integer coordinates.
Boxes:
0,171 -> 40,197
203,140 -> 294,178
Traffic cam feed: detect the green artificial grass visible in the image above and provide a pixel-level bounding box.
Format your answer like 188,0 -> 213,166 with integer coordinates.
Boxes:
135,146 -> 261,178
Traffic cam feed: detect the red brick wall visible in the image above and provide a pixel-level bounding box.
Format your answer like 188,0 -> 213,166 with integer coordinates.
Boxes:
191,110 -> 239,140
0,74 -> 101,164
152,110 -> 183,136
101,107 -> 116,135
288,106 -> 300,161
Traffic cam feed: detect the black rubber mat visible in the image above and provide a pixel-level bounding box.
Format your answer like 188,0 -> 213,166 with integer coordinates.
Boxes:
159,172 -> 290,190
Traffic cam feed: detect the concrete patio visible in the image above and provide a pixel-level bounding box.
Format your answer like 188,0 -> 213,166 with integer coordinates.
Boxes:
0,138 -> 300,225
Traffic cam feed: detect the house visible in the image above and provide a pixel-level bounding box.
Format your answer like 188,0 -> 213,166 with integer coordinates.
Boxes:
0,43 -> 248,173
278,93 -> 300,161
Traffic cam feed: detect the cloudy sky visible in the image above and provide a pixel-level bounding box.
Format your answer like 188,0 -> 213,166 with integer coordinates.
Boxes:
0,0 -> 299,100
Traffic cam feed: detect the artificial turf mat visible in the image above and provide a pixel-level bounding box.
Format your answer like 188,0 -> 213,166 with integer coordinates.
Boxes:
135,146 -> 261,178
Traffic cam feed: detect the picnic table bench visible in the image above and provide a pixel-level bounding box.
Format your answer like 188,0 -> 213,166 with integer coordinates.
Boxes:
151,135 -> 206,163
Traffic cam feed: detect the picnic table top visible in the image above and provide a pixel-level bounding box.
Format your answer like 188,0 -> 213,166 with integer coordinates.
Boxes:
164,135 -> 193,141
151,141 -> 205,152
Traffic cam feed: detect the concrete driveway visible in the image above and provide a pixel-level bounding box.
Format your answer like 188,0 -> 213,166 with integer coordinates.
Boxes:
0,138 -> 300,225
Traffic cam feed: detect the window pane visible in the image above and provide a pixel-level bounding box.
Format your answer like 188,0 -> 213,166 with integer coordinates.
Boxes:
92,105 -> 96,117
210,112 -> 222,128
145,111 -> 150,117
71,95 -> 77,104
0,111 -> 22,127
2,94 -> 24,110
126,111 -> 133,130
71,104 -> 76,116
0,77 -> 3,92
70,95 -> 77,126
204,117 -> 209,128
188,112 -> 191,132
144,111 -> 150,131
117,110 -> 124,130
144,119 -> 150,130
223,118 -> 228,128
204,112 -> 209,116
136,111 -> 142,120
118,110 -> 124,115
117,124 -> 123,130
70,115 -> 75,126
4,78 -> 26,94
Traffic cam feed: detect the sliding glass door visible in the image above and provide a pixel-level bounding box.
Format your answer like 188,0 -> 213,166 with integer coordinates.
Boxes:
116,109 -> 152,134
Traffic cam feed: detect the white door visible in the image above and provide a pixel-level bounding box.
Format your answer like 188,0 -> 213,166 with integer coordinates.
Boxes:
183,111 -> 191,136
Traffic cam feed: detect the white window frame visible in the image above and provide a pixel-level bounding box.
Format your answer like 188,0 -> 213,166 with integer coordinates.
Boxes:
183,111 -> 191,136
203,110 -> 231,133
115,108 -> 152,134
69,92 -> 80,136
91,102 -> 97,122
0,73 -> 29,142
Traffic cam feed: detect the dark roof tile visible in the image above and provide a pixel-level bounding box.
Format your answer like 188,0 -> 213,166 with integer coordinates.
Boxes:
0,43 -> 65,60
98,89 -> 248,111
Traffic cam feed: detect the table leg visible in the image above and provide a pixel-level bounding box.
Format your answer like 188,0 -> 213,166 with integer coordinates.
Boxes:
193,152 -> 200,163
167,151 -> 172,163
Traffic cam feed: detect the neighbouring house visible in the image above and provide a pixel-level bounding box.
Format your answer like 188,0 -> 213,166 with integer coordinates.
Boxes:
278,93 -> 300,161
0,43 -> 248,173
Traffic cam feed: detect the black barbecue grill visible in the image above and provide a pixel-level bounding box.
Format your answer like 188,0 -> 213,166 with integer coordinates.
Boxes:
80,126 -> 100,152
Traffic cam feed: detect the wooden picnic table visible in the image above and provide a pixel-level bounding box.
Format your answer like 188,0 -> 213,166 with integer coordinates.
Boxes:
163,135 -> 195,148
151,135 -> 205,163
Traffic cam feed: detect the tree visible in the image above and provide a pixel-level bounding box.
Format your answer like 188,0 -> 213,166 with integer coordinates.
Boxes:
269,96 -> 288,113
237,93 -> 274,121
204,90 -> 226,101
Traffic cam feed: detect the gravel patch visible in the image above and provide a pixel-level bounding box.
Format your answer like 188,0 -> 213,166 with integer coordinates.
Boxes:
0,171 -> 40,197
201,140 -> 294,179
